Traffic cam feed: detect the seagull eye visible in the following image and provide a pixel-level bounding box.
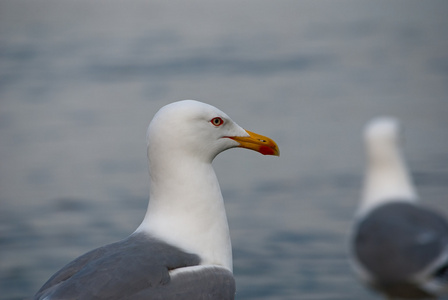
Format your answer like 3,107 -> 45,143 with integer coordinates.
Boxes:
210,117 -> 224,127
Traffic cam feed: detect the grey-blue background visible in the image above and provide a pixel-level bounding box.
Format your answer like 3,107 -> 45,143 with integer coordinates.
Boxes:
1,1 -> 447,299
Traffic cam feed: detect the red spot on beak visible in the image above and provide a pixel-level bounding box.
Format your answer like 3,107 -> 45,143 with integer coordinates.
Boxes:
259,145 -> 276,156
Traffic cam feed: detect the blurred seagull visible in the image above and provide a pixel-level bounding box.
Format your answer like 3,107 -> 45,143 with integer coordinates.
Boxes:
351,117 -> 448,299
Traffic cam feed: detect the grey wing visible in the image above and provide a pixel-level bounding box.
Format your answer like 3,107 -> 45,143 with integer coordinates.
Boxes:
129,266 -> 236,300
35,243 -> 110,296
354,202 -> 448,281
33,233 -> 201,300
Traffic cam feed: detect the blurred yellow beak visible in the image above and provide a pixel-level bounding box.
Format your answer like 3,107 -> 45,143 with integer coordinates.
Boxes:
229,130 -> 280,156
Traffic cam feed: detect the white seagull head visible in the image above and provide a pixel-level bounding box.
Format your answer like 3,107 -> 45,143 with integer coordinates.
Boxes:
146,100 -> 279,163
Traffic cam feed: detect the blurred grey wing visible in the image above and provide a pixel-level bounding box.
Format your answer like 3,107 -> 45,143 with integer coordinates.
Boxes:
354,202 -> 448,281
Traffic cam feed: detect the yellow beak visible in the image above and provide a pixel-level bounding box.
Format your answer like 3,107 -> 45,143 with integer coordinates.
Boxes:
229,130 -> 280,156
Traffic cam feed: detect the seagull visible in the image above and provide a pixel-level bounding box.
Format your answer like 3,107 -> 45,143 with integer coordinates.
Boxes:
33,100 -> 279,300
351,117 -> 448,299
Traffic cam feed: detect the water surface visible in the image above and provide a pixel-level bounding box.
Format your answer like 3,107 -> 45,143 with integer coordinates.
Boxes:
1,1 -> 448,299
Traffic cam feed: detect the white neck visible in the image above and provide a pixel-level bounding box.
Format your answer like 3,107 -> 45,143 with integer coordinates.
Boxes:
135,154 -> 232,271
357,138 -> 418,219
